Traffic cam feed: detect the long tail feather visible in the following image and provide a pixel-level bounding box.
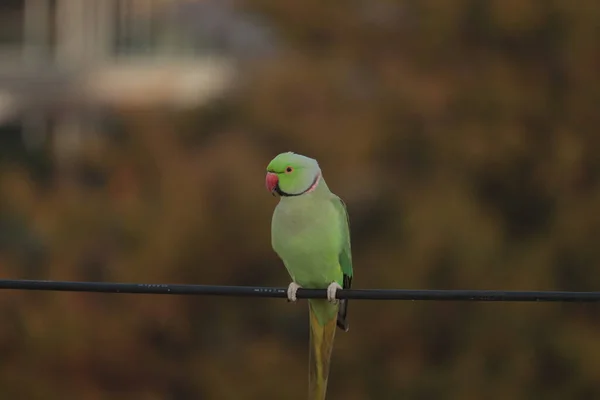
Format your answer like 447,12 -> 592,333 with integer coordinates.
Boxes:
308,300 -> 337,400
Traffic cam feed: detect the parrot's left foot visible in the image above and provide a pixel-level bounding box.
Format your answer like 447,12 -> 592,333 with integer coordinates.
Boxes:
326,282 -> 343,304
287,282 -> 302,302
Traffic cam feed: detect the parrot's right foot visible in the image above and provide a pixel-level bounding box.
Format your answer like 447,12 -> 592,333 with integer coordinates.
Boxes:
287,282 -> 302,302
327,281 -> 343,304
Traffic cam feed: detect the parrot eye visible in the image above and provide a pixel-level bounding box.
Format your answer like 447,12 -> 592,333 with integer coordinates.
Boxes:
285,167 -> 293,173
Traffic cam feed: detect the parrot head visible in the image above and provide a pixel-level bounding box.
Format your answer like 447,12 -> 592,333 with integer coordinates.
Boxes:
266,152 -> 321,197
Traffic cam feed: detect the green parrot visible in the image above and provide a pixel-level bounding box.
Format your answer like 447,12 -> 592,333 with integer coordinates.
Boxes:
266,152 -> 353,400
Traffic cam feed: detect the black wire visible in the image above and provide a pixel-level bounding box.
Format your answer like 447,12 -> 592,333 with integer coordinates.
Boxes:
0,279 -> 599,302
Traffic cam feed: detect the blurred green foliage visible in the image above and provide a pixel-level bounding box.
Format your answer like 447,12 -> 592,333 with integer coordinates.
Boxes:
1,1 -> 600,399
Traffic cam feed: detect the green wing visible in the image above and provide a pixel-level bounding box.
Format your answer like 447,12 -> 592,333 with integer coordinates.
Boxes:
332,195 -> 353,331
332,196 -> 353,283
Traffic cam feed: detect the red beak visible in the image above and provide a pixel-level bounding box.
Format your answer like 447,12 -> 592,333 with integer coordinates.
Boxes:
266,172 -> 279,193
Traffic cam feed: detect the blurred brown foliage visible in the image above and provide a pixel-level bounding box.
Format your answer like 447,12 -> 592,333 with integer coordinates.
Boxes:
1,1 -> 600,399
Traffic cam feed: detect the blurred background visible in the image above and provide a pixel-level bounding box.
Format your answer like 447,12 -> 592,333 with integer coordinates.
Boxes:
0,0 -> 599,399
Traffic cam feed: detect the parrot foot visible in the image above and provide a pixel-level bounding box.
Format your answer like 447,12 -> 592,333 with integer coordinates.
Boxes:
327,282 -> 343,304
287,282 -> 302,302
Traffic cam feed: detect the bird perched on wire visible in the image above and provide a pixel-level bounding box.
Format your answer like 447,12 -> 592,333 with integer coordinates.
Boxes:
266,152 -> 353,400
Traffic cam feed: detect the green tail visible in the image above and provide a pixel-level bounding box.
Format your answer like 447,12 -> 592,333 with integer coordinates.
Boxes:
308,300 -> 338,400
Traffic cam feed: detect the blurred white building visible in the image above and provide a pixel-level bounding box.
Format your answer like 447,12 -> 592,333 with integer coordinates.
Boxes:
0,0 -> 238,156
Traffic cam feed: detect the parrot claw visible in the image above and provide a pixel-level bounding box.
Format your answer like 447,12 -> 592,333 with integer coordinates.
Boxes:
327,282 -> 343,304
287,282 -> 302,302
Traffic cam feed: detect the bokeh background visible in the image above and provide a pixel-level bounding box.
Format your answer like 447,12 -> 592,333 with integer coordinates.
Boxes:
1,0 -> 600,399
